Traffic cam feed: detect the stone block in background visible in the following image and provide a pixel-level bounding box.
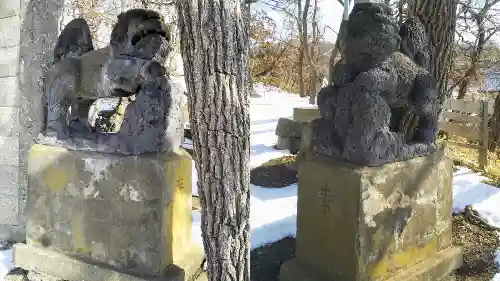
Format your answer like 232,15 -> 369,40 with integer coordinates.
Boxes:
275,118 -> 305,139
276,136 -> 301,155
280,144 -> 462,281
292,107 -> 320,123
275,118 -> 306,154
13,144 -> 203,281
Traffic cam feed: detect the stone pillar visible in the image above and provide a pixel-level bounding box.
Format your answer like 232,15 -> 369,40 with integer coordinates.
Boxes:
0,0 -> 63,242
280,144 -> 462,281
0,0 -> 23,241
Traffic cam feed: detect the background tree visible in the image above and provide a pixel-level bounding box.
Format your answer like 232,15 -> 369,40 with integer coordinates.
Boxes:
257,0 -> 330,98
449,0 -> 500,99
304,0 -> 323,104
176,1 -> 251,281
249,10 -> 292,81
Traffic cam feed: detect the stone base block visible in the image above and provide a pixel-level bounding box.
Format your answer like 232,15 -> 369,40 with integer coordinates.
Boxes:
276,136 -> 301,154
293,107 -> 320,123
275,118 -> 305,138
281,145 -> 461,281
280,246 -> 462,281
12,243 -> 205,281
21,144 -> 203,280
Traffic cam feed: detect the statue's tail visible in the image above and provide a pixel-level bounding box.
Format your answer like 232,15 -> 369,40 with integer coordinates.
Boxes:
53,18 -> 94,64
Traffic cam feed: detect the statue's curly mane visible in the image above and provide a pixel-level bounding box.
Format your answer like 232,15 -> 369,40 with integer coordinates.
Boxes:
110,9 -> 168,47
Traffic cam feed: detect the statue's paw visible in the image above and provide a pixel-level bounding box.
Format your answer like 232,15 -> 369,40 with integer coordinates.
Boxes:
46,122 -> 70,140
426,142 -> 438,153
70,120 -> 90,133
414,128 -> 437,143
140,61 -> 166,81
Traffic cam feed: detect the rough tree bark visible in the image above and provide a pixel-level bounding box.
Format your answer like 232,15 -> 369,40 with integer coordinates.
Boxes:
489,94 -> 500,151
297,0 -> 306,97
176,1 -> 251,281
410,0 -> 458,106
307,0 -> 320,104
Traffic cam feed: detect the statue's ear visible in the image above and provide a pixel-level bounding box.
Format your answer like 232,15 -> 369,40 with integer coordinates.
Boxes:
53,18 -> 94,63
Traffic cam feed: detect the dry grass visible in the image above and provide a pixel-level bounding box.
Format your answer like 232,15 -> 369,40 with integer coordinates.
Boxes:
261,155 -> 297,167
440,134 -> 500,187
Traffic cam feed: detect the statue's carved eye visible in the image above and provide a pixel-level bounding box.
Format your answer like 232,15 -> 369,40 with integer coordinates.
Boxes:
131,32 -> 144,46
131,29 -> 167,46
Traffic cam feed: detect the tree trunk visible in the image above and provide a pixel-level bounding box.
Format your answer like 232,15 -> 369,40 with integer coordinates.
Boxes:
456,76 -> 472,99
306,0 -> 318,104
297,0 -> 306,97
398,0 -> 405,24
453,17 -> 486,100
328,20 -> 347,85
410,0 -> 458,107
489,93 -> 500,152
176,1 -> 251,281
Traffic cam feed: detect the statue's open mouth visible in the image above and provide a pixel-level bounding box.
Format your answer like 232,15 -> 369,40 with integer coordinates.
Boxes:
111,86 -> 138,97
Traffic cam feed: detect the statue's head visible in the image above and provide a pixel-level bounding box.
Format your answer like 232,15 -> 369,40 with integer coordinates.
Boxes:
103,55 -> 168,97
110,9 -> 170,60
341,3 -> 400,68
103,56 -> 144,97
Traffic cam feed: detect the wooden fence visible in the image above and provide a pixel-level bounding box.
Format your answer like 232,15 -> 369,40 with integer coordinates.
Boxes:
439,99 -> 494,170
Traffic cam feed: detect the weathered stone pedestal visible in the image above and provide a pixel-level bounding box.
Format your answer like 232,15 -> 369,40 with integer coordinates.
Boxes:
279,145 -> 462,281
12,144 -> 204,281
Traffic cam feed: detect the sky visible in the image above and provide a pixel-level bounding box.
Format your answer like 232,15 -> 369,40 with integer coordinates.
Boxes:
253,0 -> 350,43
252,0 -> 498,45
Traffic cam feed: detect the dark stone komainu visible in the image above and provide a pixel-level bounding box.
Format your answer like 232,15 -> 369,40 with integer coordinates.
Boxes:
312,2 -> 441,166
41,9 -> 184,155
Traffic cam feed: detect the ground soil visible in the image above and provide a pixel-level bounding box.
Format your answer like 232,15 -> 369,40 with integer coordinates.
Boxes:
452,214 -> 500,281
248,214 -> 500,281
250,156 -> 298,188
250,165 -> 298,188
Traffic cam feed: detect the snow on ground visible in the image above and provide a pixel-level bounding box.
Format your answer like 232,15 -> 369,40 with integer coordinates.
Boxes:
0,250 -> 12,281
453,168 -> 500,228
4,83 -> 500,280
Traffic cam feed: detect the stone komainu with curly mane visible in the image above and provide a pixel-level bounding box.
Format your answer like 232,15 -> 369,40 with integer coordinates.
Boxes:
312,2 -> 440,166
43,9 -> 169,140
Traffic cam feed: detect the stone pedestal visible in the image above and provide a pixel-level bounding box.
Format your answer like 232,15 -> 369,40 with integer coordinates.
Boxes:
274,107 -> 320,154
275,118 -> 305,154
292,106 -> 320,123
12,144 -> 203,281
280,145 -> 462,281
